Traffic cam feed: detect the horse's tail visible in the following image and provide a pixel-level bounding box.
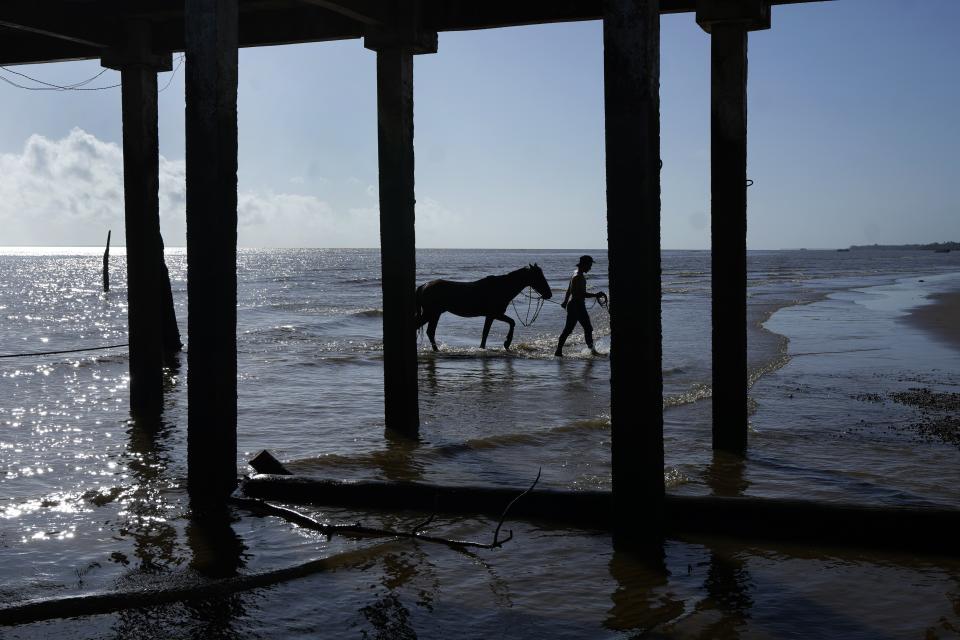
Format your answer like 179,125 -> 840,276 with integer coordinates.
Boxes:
414,284 -> 425,332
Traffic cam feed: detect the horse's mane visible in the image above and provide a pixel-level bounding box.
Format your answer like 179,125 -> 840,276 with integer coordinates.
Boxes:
480,266 -> 529,283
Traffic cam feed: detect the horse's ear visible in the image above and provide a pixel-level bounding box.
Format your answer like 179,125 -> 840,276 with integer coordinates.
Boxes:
533,262 -> 538,268
528,263 -> 533,269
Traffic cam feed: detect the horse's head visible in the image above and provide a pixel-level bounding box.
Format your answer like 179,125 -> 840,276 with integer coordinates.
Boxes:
527,263 -> 553,299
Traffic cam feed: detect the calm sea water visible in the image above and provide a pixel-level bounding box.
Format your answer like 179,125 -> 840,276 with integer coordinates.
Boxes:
1,247 -> 959,638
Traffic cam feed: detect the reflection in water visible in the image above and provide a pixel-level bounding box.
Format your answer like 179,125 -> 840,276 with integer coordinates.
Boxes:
361,546 -> 431,639
698,546 -> 754,638
481,357 -> 493,393
117,362 -> 186,572
358,520 -> 443,639
705,451 -> 749,497
187,507 -> 247,579
184,507 -> 249,638
378,429 -> 426,483
423,356 -> 438,392
698,453 -> 753,636
480,356 -> 516,394
606,543 -> 685,633
122,413 -> 182,571
113,371 -> 248,638
580,357 -> 594,382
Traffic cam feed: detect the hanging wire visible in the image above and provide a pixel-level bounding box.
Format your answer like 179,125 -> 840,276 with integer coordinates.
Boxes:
0,66 -> 111,89
159,55 -> 185,93
0,66 -> 120,91
0,54 -> 184,93
0,343 -> 128,359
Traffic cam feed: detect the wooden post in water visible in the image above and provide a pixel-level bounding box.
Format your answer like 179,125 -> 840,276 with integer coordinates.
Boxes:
365,17 -> 437,439
102,230 -> 111,292
603,0 -> 665,543
185,0 -> 239,503
697,0 -> 770,456
102,25 -> 172,417
159,241 -> 184,364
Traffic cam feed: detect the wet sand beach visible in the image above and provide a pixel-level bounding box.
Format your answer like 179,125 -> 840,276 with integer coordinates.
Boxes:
905,290 -> 960,352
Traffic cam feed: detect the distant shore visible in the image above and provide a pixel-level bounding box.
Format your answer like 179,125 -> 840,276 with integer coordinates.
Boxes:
848,242 -> 959,251
905,290 -> 960,352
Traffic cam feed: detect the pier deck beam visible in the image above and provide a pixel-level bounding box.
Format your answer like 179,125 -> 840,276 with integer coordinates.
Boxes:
365,19 -> 437,440
603,0 -> 665,543
185,0 -> 240,503
102,25 -> 173,418
698,0 -> 770,455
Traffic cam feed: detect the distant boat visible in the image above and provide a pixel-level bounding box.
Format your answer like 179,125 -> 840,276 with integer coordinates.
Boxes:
836,248 -> 850,252
934,248 -> 951,253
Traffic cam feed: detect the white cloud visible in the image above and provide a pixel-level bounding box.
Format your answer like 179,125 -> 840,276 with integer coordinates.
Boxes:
0,129 -> 388,247
416,197 -> 464,247
0,128 -> 126,245
238,191 -> 378,247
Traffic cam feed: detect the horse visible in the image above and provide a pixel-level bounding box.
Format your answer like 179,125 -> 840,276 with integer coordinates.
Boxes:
415,264 -> 553,352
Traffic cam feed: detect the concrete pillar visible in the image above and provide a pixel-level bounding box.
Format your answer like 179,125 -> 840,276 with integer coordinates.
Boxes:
374,47 -> 419,438
603,0 -> 664,542
184,0 -> 239,502
697,0 -> 770,456
365,23 -> 437,439
102,24 -> 173,417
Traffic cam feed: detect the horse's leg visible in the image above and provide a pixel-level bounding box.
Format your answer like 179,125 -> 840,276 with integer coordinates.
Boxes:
480,316 -> 494,349
496,314 -> 516,350
427,314 -> 440,352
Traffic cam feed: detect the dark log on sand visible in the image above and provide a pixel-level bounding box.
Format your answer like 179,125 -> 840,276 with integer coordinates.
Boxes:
0,542 -> 401,626
242,475 -> 960,556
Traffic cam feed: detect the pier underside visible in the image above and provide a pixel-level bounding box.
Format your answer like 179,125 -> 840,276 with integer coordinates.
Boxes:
1,0 -> 825,66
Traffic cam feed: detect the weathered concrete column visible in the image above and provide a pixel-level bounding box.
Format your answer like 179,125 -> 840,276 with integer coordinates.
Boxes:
365,25 -> 437,439
185,0 -> 239,502
102,24 -> 173,417
697,0 -> 770,455
603,0 -> 664,542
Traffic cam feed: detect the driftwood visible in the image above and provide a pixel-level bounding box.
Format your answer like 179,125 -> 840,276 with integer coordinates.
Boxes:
241,475 -> 960,556
248,449 -> 293,475
232,467 -> 542,551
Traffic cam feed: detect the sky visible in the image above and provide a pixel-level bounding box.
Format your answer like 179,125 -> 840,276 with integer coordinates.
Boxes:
0,0 -> 957,249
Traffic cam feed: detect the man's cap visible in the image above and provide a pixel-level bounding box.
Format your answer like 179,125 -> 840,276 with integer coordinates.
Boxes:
577,255 -> 594,267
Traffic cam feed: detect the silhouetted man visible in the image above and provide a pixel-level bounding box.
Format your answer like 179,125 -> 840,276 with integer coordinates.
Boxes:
555,255 -> 606,357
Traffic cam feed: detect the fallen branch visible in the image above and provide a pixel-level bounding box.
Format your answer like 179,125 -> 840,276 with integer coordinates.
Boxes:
492,467 -> 541,546
233,468 -> 542,551
231,496 -> 508,550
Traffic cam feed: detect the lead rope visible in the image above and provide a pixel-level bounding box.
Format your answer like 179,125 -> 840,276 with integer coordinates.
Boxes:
511,287 -> 547,327
588,294 -> 609,312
